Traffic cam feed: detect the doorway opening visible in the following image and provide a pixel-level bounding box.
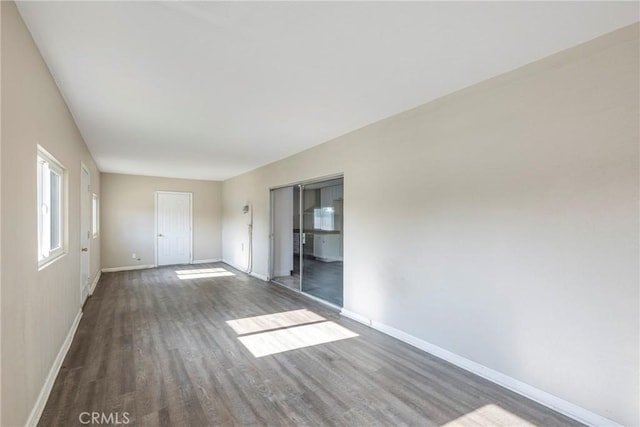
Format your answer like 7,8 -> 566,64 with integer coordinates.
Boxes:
270,177 -> 343,307
80,163 -> 91,305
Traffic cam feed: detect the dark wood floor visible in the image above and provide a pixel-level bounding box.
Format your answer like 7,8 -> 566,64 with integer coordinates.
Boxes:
39,263 -> 582,426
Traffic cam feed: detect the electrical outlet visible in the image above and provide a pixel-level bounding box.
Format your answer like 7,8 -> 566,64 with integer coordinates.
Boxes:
241,243 -> 244,252
132,253 -> 136,259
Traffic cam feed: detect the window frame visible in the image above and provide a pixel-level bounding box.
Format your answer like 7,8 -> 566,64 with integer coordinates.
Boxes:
37,146 -> 67,269
92,193 -> 99,238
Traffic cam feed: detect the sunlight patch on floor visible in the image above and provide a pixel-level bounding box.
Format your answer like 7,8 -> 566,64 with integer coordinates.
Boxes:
175,267 -> 235,280
237,321 -> 358,358
226,309 -> 326,335
441,403 -> 538,426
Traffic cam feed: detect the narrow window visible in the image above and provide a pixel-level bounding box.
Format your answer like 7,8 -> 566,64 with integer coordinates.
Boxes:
37,147 -> 66,267
92,193 -> 99,238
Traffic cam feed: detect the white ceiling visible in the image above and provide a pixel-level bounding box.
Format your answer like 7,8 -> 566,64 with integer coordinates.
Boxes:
16,1 -> 639,181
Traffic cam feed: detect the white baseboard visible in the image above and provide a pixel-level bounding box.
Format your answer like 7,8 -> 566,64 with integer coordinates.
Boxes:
26,310 -> 83,427
101,264 -> 156,273
249,271 -> 268,281
191,258 -> 221,264
88,271 -> 101,295
339,309 -> 620,427
221,259 -> 243,272
340,309 -> 372,326
220,259 -> 269,282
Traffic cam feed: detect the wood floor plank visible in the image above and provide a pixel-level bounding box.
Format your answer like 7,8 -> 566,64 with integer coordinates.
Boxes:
38,263 -> 584,427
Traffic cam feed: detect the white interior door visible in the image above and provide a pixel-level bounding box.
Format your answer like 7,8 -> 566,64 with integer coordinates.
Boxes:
156,192 -> 192,266
80,165 -> 90,304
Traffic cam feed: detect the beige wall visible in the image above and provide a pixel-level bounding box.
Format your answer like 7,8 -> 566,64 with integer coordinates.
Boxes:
1,2 -> 101,426
101,173 -> 222,269
222,24 -> 639,425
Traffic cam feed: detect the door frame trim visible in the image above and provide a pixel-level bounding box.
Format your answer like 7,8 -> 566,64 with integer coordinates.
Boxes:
268,173 -> 344,192
80,162 -> 90,305
268,189 -> 275,280
155,191 -> 193,266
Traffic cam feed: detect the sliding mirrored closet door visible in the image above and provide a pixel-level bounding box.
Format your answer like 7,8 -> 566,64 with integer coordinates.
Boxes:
270,177 -> 343,307
270,185 -> 300,291
300,178 -> 343,307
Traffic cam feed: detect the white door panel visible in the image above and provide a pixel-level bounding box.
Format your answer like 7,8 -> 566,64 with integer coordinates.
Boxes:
157,192 -> 192,266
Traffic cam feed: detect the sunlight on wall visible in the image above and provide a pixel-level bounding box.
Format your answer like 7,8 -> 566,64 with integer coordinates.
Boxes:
442,403 -> 537,426
175,267 -> 235,280
226,309 -> 326,335
237,321 -> 358,358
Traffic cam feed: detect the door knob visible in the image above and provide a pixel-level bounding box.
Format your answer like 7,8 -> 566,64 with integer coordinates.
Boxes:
158,233 -> 164,237
81,247 -> 88,252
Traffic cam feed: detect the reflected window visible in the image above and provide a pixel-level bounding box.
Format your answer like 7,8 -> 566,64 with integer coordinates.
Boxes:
314,207 -> 335,231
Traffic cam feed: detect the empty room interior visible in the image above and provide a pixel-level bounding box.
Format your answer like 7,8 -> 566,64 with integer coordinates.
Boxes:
1,1 -> 639,426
